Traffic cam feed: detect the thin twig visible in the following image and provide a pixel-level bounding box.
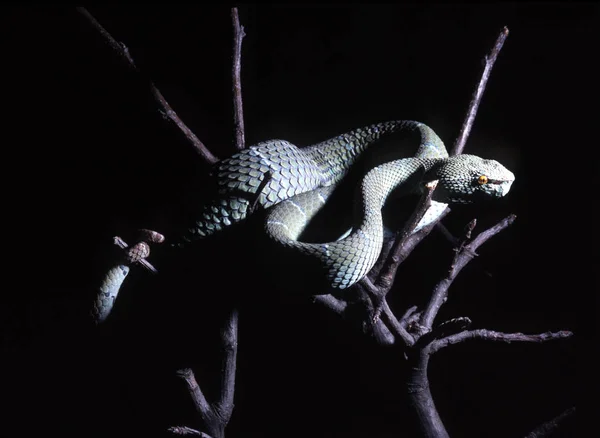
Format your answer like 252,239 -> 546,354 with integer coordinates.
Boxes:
76,7 -> 218,164
176,368 -> 212,418
420,214 -> 516,329
313,295 -> 348,315
168,426 -> 212,437
524,406 -> 576,438
380,300 -> 415,346
420,316 -> 472,346
370,207 -> 450,281
451,26 -> 509,156
113,236 -> 157,273
429,329 -> 573,354
231,7 -> 246,151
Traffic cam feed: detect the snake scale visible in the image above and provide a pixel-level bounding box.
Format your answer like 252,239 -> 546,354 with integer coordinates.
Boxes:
92,120 -> 515,322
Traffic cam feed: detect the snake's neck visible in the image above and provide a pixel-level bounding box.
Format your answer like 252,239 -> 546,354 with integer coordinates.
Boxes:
355,157 -> 439,225
305,120 -> 435,187
317,157 -> 441,289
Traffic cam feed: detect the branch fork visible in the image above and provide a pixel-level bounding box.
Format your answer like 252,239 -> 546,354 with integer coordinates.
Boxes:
79,8 -> 573,437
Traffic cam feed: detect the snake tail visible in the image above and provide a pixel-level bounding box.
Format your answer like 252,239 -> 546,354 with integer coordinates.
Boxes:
91,264 -> 130,324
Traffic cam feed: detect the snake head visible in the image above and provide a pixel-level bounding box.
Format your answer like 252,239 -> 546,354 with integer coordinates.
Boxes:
432,154 -> 515,204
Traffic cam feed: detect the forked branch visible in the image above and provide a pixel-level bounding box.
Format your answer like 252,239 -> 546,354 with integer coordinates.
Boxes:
420,214 -> 516,330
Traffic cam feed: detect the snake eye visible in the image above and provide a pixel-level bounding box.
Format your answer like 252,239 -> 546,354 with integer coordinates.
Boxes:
477,175 -> 488,185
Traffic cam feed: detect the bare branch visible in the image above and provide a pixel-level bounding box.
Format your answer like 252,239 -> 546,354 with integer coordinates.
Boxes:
375,181 -> 440,289
524,406 -> 576,438
429,316 -> 472,340
216,308 -> 238,422
231,7 -> 246,150
421,214 -> 516,329
451,26 -> 510,156
168,426 -> 213,437
399,306 -> 420,331
380,300 -> 415,346
113,236 -> 158,273
430,329 -> 573,354
76,7 -> 219,164
176,368 -> 212,418
313,294 -> 348,315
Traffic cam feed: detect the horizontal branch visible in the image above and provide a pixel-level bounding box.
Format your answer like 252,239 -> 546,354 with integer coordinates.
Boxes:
76,7 -> 218,164
429,329 -> 573,354
313,294 -> 347,315
168,426 -> 212,437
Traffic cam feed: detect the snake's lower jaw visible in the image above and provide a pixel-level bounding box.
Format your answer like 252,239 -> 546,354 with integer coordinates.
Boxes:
497,179 -> 514,197
492,173 -> 515,198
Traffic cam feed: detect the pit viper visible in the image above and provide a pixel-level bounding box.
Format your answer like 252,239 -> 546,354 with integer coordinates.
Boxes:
92,120 -> 514,322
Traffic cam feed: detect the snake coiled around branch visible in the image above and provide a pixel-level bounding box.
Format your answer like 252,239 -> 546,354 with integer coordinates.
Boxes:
93,120 -> 514,322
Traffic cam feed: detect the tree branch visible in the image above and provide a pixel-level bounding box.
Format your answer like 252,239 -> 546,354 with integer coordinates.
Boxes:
231,7 -> 246,151
168,11 -> 245,437
420,214 -> 516,329
168,426 -> 213,437
380,299 -> 415,346
430,329 -> 573,354
451,26 -> 509,156
375,181 -> 440,289
176,368 -> 212,419
313,294 -> 348,315
216,308 -> 238,423
76,7 -> 219,164
524,406 -> 576,438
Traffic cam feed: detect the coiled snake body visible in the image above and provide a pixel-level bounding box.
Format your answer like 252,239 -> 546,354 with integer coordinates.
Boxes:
93,120 -> 515,322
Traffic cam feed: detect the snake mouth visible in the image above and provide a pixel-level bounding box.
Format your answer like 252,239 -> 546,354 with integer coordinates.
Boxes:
494,178 -> 514,197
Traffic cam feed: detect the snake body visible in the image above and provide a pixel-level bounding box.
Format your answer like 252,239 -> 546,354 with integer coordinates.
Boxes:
93,120 -> 515,321
93,264 -> 130,323
177,121 -> 444,244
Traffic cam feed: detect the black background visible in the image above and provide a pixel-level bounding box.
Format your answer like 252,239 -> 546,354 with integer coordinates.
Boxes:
2,5 -> 590,438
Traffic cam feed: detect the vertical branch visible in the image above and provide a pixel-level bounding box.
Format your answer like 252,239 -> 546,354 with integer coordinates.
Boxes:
406,348 -> 450,438
170,9 -> 247,437
451,27 -> 509,156
231,7 -> 246,151
217,308 -> 239,422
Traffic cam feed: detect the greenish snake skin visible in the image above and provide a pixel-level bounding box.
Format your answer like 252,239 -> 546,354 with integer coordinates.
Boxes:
93,264 -> 130,323
93,120 -> 515,322
178,121 -> 446,243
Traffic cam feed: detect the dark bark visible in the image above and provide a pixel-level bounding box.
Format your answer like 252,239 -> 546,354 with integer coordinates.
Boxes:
78,9 -> 573,437
231,8 -> 246,151
406,348 -> 450,438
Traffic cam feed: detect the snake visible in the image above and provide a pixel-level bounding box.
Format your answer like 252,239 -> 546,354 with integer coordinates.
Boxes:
92,120 -> 515,322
